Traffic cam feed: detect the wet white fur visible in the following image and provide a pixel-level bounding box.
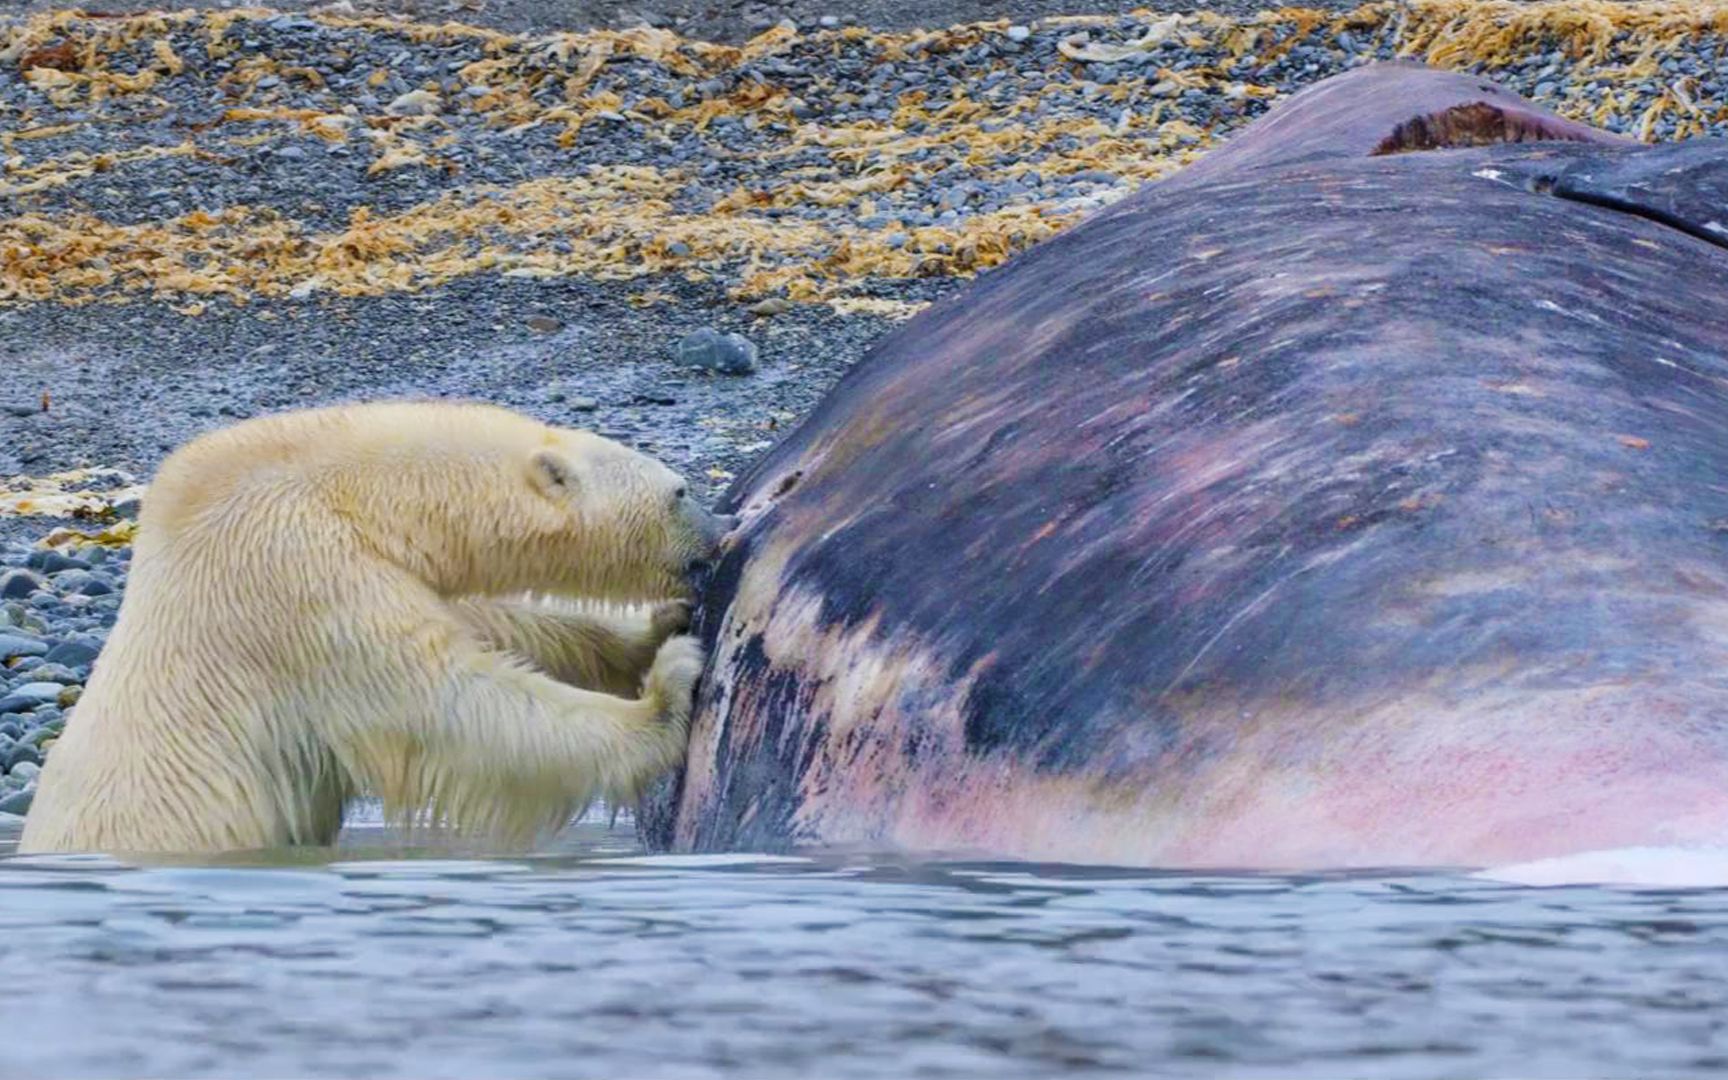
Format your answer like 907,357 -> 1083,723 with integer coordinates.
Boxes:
21,402 -> 706,854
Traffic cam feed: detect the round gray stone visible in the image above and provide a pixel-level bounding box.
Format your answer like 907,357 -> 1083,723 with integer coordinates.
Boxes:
26,664 -> 81,686
24,550 -> 88,574
0,683 -> 62,713
0,634 -> 47,661
44,640 -> 101,670
0,570 -> 44,600
675,328 -> 759,375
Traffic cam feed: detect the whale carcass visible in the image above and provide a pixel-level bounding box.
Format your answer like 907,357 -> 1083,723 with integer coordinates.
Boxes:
644,63 -> 1728,869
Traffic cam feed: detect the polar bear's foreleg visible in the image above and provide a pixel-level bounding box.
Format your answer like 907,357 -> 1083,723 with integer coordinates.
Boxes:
451,596 -> 690,696
357,633 -> 703,843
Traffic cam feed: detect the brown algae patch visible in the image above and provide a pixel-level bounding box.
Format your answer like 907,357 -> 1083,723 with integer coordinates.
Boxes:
2,0 -> 1727,310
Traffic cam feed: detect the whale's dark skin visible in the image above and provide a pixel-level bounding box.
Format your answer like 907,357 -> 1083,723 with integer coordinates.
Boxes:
642,63 -> 1728,869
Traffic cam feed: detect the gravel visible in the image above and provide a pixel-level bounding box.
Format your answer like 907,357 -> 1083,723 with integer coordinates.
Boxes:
4,3 -> 1717,310
5,0 -> 1432,40
0,535 -> 122,808
0,273 -> 896,514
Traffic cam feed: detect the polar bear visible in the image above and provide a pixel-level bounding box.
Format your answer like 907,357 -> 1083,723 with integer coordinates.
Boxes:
19,401 -> 732,854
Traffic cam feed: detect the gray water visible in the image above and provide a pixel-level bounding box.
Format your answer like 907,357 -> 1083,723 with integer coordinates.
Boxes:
1,817 -> 1726,1080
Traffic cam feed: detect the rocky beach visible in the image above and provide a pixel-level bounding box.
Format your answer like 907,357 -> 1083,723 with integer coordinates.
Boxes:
4,0 -> 1728,826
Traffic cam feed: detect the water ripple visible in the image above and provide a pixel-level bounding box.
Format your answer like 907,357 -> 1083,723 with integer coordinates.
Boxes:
1,823 -> 1727,1078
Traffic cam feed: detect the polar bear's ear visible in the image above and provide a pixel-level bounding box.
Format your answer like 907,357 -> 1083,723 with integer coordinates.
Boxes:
529,449 -> 580,496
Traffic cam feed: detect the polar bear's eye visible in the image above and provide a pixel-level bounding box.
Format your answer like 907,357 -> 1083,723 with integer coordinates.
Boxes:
674,485 -> 688,501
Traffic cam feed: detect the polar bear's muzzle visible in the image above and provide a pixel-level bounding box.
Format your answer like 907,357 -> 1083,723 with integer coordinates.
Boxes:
687,506 -> 738,571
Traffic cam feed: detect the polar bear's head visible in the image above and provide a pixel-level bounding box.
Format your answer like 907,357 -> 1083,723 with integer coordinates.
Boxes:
140,401 -> 733,606
521,427 -> 734,603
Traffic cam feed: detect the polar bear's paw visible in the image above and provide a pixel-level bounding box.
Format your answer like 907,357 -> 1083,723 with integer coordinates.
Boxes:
649,599 -> 693,642
643,635 -> 704,732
